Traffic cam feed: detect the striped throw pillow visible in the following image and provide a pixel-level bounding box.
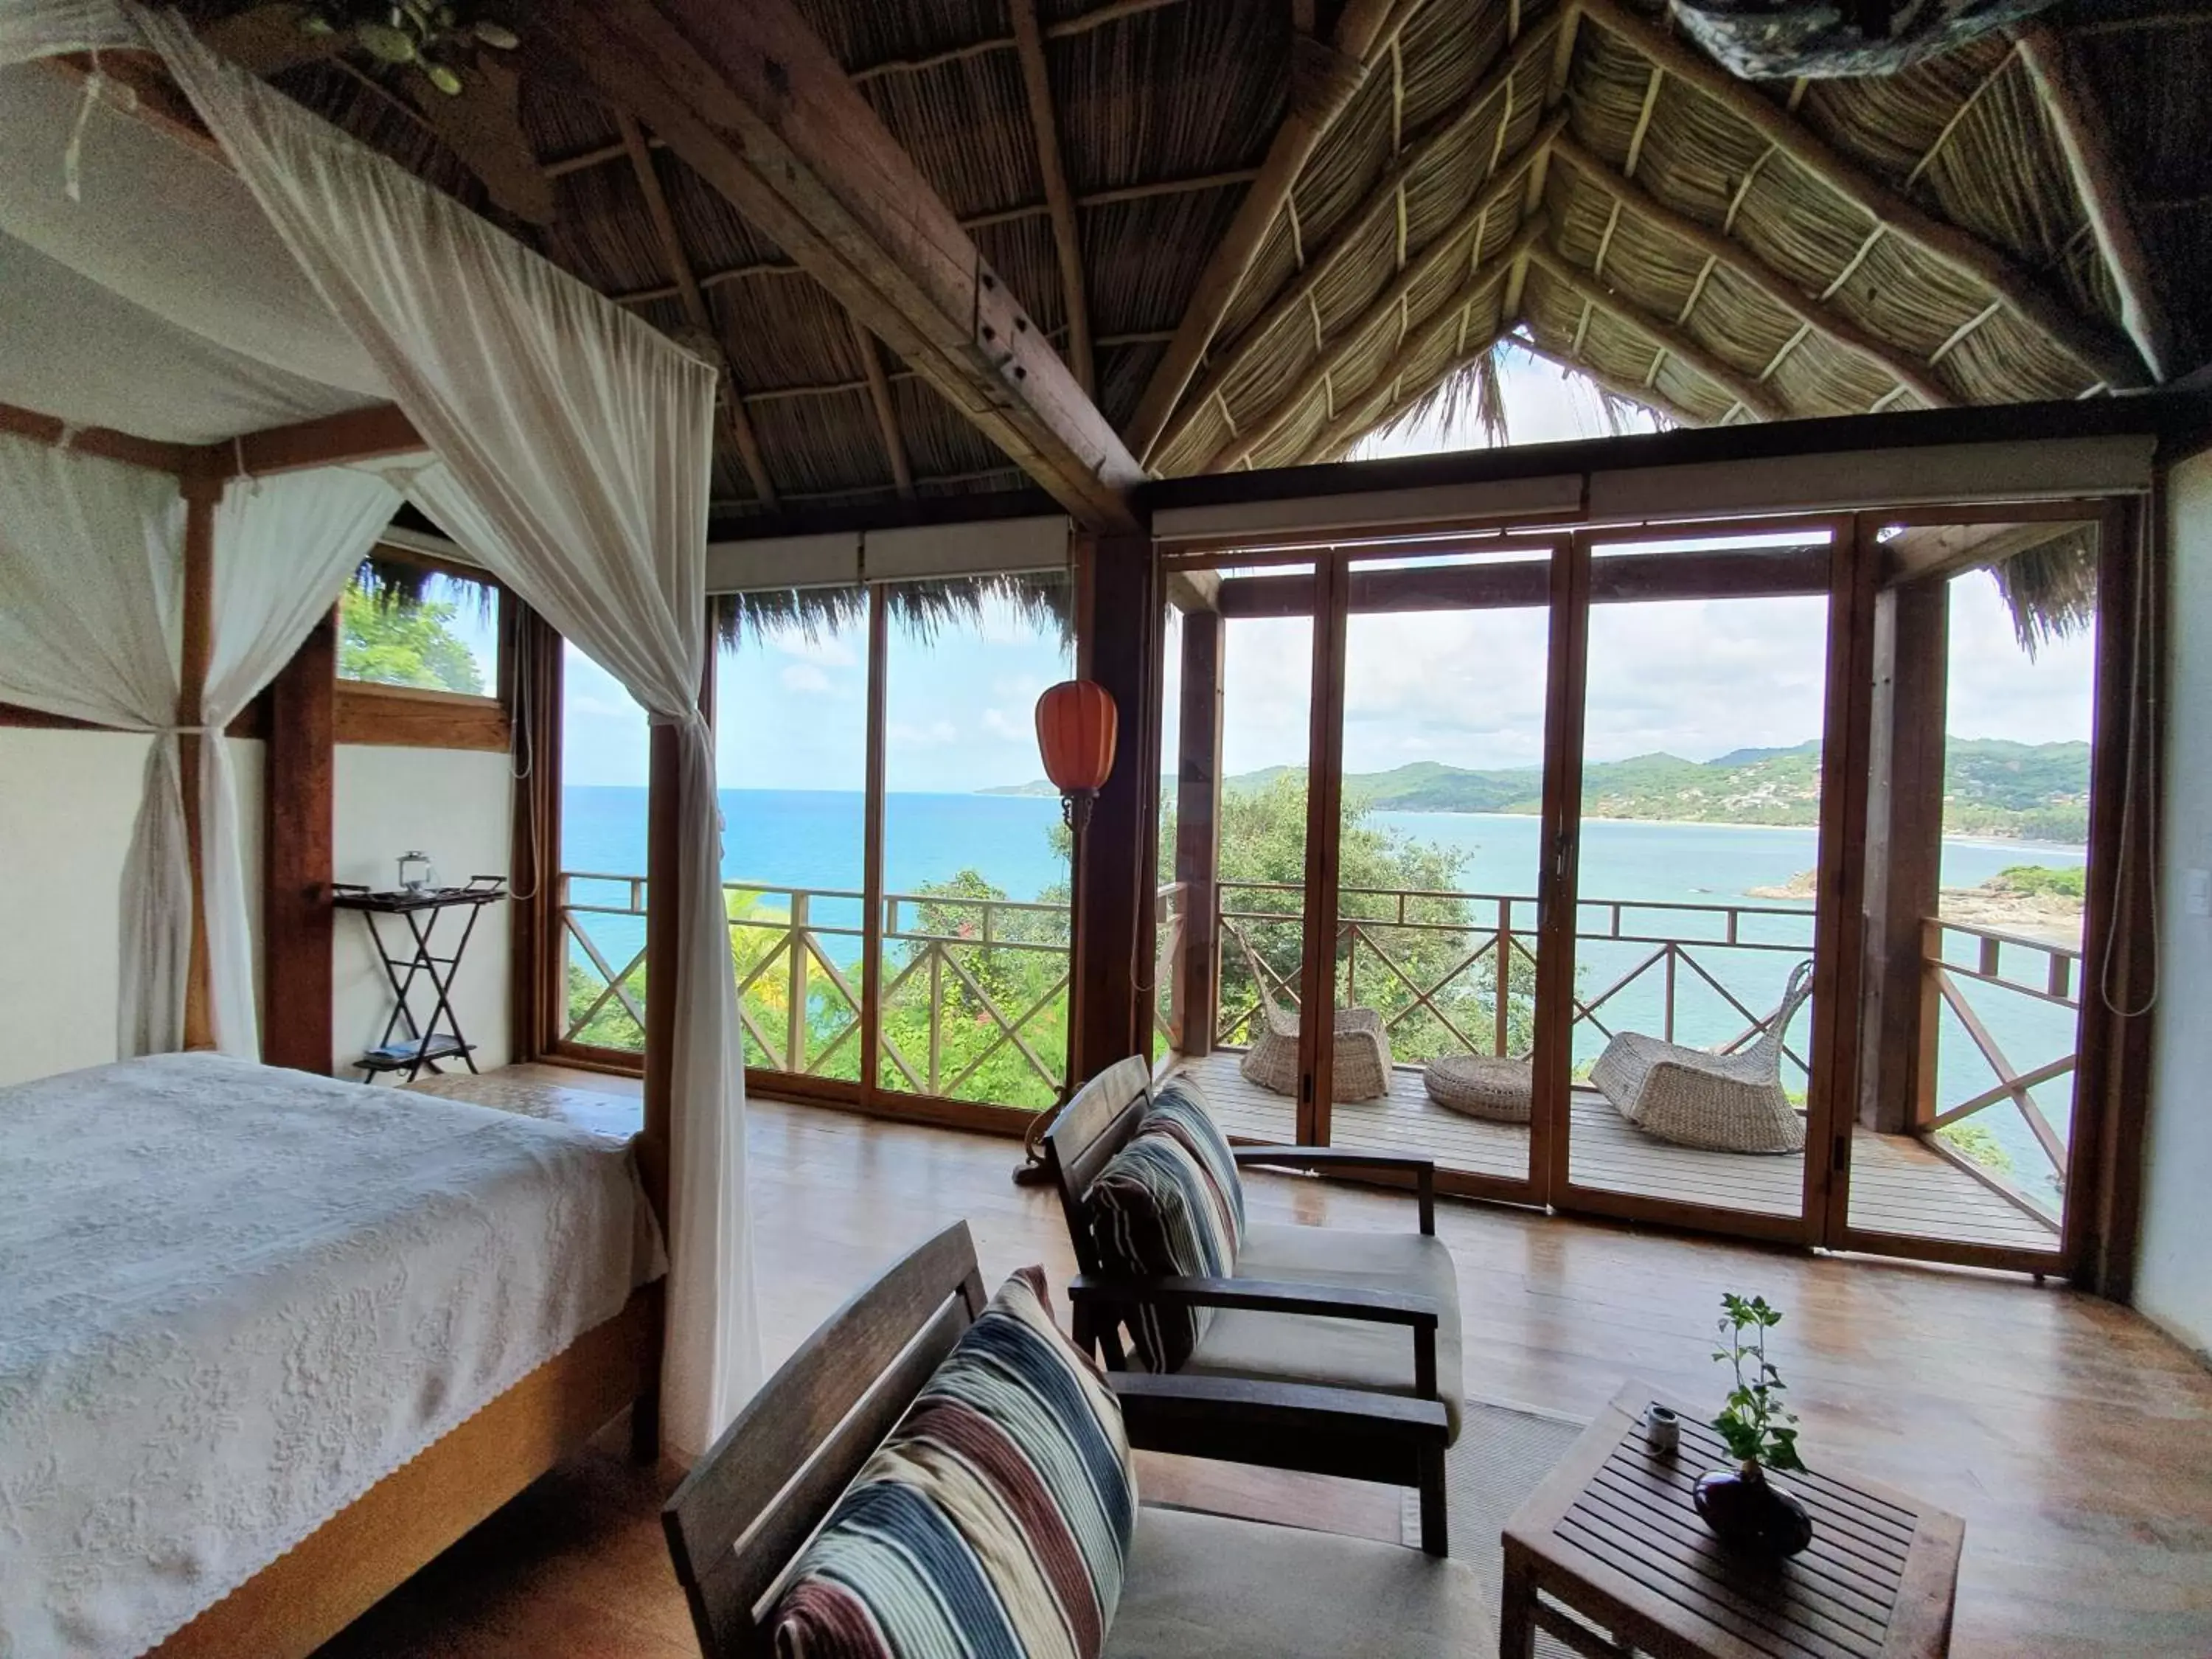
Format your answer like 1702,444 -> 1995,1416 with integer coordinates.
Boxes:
1086,1077 -> 1246,1371
770,1265 -> 1135,1659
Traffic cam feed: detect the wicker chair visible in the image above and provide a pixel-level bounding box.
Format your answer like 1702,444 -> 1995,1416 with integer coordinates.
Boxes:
1230,926 -> 1393,1103
1591,959 -> 1815,1154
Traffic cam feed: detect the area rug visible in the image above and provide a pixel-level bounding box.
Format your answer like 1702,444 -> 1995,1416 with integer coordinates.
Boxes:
1402,1397 -> 1587,1658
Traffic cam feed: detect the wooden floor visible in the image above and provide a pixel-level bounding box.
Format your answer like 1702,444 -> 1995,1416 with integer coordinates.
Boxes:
321,1065 -> 2212,1659
1180,1049 -> 2061,1253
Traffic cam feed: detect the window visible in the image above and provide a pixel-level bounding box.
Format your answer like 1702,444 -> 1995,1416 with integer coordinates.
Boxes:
338,560 -> 500,699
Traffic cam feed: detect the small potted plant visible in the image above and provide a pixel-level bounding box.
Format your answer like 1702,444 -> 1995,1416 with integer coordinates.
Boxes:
1694,1292 -> 1815,1559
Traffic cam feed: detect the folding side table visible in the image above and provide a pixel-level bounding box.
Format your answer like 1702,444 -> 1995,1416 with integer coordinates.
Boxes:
333,876 -> 507,1082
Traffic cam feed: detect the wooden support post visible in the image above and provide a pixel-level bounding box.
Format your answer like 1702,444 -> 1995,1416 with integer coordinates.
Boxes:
641,647 -> 712,1230
1009,0 -> 1093,394
1071,533 -> 1158,1082
178,473 -> 220,1051
507,599 -> 563,1062
1298,554 -> 1349,1147
261,608 -> 337,1074
2072,496 -> 2160,1298
1857,580 -> 1949,1134
1174,610 -> 1225,1058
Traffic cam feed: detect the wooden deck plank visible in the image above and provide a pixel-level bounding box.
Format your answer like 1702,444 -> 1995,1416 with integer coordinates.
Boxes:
1172,1051 -> 2059,1253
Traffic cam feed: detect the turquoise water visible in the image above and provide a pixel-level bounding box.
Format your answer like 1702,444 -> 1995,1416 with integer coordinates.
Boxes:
560,787 -> 2082,1191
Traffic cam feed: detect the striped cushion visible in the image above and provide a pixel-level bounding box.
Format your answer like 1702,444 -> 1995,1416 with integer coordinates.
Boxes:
770,1265 -> 1135,1659
1086,1077 -> 1246,1372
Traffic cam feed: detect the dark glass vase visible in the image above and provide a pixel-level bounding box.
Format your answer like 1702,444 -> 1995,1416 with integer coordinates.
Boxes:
1693,1461 -> 1814,1560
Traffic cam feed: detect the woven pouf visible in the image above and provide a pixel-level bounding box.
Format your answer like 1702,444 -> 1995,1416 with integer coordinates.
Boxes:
1423,1054 -> 1533,1123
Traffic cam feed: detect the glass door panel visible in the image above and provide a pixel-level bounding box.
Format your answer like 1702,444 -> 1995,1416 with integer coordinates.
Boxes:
1558,532 -> 1835,1233
1326,546 -> 1559,1194
555,642 -> 653,1056
714,589 -> 871,1088
874,574 -> 1075,1114
1843,525 -> 2096,1264
1164,560 -> 1320,1147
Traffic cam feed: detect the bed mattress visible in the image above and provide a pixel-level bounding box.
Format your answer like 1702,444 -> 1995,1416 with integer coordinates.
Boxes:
0,1053 -> 664,1658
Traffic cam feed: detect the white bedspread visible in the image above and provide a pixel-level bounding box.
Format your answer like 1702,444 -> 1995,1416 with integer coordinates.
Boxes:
0,1054 -> 664,1659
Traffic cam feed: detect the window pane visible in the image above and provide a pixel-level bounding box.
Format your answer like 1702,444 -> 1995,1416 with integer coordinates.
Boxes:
557,643 -> 651,1052
339,567 -> 498,695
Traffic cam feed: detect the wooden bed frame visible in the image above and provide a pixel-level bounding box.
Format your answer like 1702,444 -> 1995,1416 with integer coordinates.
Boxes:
147,1282 -> 662,1659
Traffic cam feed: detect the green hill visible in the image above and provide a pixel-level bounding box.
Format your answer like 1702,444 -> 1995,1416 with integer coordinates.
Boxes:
986,739 -> 2088,841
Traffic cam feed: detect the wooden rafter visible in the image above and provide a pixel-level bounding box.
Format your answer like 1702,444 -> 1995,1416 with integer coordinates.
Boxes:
851,316 -> 914,499
1577,0 -> 2148,393
616,112 -> 779,508
1207,127 -> 1559,471
1152,13 -> 1565,467
548,0 -> 1141,530
1549,133 -> 1953,409
1009,0 -> 1093,394
2013,22 -> 2171,383
1121,0 -> 1403,466
1528,244 -> 1785,422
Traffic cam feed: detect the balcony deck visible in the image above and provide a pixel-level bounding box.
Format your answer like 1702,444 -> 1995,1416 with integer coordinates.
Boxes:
1172,1049 -> 2060,1254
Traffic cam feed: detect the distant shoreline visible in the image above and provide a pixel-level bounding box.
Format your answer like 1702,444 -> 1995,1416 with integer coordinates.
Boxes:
1366,804 -> 2087,852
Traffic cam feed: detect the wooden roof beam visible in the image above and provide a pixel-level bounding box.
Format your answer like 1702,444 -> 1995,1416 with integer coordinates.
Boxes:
1211,142 -> 1557,470
1152,13 -> 1567,468
1121,0 -> 1405,466
543,0 -> 1141,532
1577,0 -> 2149,394
1549,133 -> 1954,410
1528,244 -> 1787,422
852,316 -> 915,499
1009,0 -> 1093,394
616,112 -> 779,509
2012,23 -> 2171,384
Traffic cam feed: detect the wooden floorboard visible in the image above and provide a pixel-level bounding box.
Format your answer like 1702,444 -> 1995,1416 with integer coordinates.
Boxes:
316,1065 -> 2211,1659
1178,1051 -> 2059,1252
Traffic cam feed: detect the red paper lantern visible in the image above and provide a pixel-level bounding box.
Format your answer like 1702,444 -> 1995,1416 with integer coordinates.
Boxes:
1034,679 -> 1117,827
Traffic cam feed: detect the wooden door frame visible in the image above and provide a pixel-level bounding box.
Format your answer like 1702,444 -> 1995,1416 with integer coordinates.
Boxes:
1545,515 -> 1857,1248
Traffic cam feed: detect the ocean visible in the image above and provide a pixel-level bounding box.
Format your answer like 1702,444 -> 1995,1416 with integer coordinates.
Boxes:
559,785 -> 2085,1188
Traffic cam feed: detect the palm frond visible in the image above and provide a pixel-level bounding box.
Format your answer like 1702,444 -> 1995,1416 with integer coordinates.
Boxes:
714,571 -> 1074,650
1983,529 -> 2097,658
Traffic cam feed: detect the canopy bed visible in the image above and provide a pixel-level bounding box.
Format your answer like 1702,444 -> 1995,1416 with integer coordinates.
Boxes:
0,5 -> 762,1653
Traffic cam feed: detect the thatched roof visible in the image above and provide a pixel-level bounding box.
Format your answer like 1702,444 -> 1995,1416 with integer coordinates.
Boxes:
147,0 -> 2210,522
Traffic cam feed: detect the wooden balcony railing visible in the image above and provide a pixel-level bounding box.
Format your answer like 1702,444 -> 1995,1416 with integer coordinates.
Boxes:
557,872 -> 1070,1108
1209,880 -> 1818,1085
1916,917 -> 2080,1225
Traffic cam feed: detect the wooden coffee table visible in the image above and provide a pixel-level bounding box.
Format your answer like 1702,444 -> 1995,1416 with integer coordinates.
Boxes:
1501,1382 -> 1963,1658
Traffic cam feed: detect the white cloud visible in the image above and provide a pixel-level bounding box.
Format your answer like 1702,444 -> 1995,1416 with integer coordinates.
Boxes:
982,706 -> 1029,741
775,633 -> 857,667
779,662 -> 833,695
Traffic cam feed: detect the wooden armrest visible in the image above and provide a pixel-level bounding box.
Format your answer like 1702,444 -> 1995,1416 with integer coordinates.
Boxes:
1109,1371 -> 1448,1441
1068,1273 -> 1439,1327
1231,1146 -> 1437,1235
1110,1371 -> 1447,1485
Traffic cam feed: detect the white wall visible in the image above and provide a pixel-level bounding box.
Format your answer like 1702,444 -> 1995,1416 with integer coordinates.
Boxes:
0,729 -> 263,1087
332,744 -> 512,1077
2140,450 -> 2212,1361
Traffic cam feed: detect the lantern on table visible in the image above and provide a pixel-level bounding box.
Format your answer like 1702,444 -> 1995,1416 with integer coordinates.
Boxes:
1034,680 -> 1118,832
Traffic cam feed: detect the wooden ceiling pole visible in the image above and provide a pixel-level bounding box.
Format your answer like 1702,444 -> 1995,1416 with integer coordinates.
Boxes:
1152,13 -> 1565,467
1211,156 -> 1554,470
1549,133 -> 1954,409
1529,245 -> 1786,421
1577,0 -> 2148,393
1008,0 -> 1093,395
615,111 -> 780,509
851,315 -> 916,499
1120,0 -> 1403,466
548,0 -> 1141,530
2012,22 -> 2171,384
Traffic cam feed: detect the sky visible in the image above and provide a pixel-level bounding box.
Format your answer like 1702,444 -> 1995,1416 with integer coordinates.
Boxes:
539,341 -> 2094,790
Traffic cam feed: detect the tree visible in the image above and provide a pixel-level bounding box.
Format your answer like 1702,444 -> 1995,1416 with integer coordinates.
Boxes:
1165,773 -> 1541,1065
340,581 -> 486,694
